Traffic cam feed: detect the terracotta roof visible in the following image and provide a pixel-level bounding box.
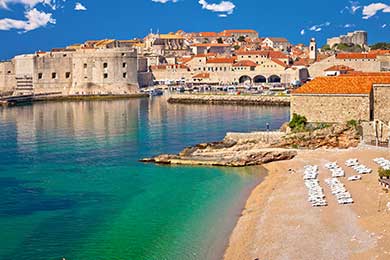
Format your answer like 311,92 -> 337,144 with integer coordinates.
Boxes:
193,73 -> 210,79
369,50 -> 390,55
293,58 -> 310,67
324,65 -> 355,72
233,60 -> 258,67
342,72 -> 390,76
223,29 -> 258,34
265,37 -> 289,43
293,76 -> 390,95
178,57 -> 193,64
271,58 -> 288,68
235,50 -> 288,59
192,43 -> 231,47
198,32 -> 218,37
336,53 -> 377,59
206,57 -> 236,64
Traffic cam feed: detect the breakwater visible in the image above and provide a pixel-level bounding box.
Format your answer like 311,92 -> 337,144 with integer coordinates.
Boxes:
167,94 -> 290,106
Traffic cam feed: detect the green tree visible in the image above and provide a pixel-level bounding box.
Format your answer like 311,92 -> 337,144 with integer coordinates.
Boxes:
237,36 -> 246,42
217,37 -> 223,44
321,44 -> 331,51
289,113 -> 308,132
370,42 -> 390,50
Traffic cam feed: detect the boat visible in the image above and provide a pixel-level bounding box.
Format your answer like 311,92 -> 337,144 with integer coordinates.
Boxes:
149,89 -> 164,97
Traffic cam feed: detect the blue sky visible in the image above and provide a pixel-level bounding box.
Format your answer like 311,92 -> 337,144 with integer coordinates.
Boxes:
0,0 -> 390,59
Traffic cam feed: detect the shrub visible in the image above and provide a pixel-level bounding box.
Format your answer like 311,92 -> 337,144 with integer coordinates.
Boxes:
347,119 -> 358,128
289,113 -> 307,132
379,167 -> 390,179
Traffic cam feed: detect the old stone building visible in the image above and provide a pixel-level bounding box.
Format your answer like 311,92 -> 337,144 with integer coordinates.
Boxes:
0,47 -> 140,96
0,60 -> 16,95
308,53 -> 390,78
327,31 -> 368,48
150,52 -> 306,85
291,75 -> 390,123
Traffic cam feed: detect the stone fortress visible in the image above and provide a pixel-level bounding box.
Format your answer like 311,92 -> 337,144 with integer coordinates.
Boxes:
327,31 -> 368,48
1,47 -> 140,97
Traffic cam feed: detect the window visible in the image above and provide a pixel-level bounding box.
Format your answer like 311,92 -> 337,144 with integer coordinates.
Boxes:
123,72 -> 127,78
84,63 -> 87,68
52,72 -> 57,79
103,73 -> 108,79
38,73 -> 43,79
123,62 -> 127,68
103,62 -> 108,68
7,71 -> 11,74
65,72 -> 71,79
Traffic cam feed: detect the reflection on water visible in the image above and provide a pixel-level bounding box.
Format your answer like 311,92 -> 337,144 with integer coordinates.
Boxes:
0,98 -> 290,260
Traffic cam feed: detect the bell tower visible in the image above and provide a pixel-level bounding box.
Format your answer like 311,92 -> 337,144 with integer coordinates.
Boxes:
309,38 -> 317,61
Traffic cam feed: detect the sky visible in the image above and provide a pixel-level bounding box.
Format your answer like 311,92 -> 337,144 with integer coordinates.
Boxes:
0,0 -> 390,60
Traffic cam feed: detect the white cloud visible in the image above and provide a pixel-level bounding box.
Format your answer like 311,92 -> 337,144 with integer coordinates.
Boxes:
218,13 -> 227,17
308,22 -> 330,32
151,0 -> 178,3
0,8 -> 55,32
382,23 -> 387,28
74,2 -> 86,11
300,29 -> 305,35
341,1 -> 361,14
362,2 -> 390,19
0,0 -> 58,10
344,23 -> 355,28
198,0 -> 235,15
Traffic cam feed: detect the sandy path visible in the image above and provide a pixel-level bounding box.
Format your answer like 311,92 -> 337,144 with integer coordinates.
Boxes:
224,145 -> 390,260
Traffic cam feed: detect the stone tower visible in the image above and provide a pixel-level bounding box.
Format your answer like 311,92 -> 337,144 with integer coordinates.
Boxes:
309,38 -> 317,61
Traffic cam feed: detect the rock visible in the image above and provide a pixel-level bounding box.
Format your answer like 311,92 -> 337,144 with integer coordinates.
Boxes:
141,123 -> 360,167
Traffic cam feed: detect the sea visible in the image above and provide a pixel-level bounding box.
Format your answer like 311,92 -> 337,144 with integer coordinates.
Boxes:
0,97 -> 289,260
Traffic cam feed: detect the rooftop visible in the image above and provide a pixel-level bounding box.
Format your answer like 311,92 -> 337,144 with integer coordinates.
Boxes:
293,76 -> 390,95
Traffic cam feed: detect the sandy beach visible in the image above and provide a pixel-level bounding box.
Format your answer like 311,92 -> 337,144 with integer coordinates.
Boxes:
224,145 -> 390,260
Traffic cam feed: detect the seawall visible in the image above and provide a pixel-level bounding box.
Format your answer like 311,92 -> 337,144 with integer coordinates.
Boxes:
167,94 -> 290,106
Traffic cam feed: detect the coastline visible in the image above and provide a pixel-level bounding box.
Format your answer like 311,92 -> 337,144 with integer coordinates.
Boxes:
224,145 -> 390,260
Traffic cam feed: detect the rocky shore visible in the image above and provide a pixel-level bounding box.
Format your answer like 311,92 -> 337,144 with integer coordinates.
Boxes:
141,123 -> 360,167
167,94 -> 290,106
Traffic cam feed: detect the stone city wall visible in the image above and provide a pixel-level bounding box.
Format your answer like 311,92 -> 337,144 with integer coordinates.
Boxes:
373,84 -> 390,122
167,94 -> 290,106
291,94 -> 371,123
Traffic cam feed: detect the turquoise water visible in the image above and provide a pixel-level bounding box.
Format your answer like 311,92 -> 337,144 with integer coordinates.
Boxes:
0,98 -> 289,260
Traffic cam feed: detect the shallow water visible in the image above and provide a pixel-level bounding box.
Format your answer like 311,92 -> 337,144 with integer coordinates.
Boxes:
0,98 -> 289,260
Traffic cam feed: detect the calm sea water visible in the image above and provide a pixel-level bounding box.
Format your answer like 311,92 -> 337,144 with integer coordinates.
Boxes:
0,98 -> 289,260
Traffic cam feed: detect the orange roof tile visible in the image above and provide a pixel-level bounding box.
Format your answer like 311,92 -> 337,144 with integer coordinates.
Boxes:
192,43 -> 231,47
293,76 -> 390,95
293,58 -> 310,67
271,58 -> 288,68
265,37 -> 289,43
206,57 -> 236,64
223,29 -> 258,34
342,72 -> 390,76
235,50 -> 288,59
198,32 -> 218,37
336,53 -> 377,59
233,60 -> 258,67
193,73 -> 210,79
